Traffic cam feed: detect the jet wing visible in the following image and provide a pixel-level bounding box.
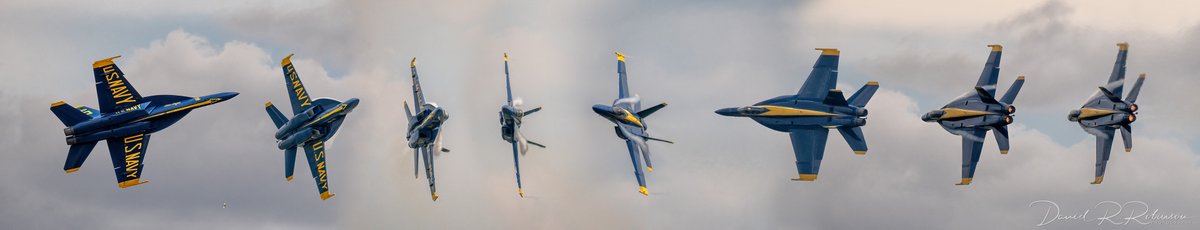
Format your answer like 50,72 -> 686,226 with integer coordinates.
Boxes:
958,129 -> 987,185
92,56 -> 144,113
281,54 -> 314,115
106,133 -> 150,188
796,49 -> 840,101
410,58 -> 426,111
624,139 -> 649,195
788,126 -> 830,181
301,140 -> 334,200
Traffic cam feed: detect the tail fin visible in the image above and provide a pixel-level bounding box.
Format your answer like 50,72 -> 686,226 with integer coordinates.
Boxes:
265,102 -> 289,128
523,107 -> 542,116
50,101 -> 92,126
1000,76 -> 1025,104
847,82 -> 879,107
994,126 -> 1010,154
64,142 -> 98,173
616,52 -> 630,98
836,126 -> 868,155
636,103 -> 667,118
1126,74 -> 1145,103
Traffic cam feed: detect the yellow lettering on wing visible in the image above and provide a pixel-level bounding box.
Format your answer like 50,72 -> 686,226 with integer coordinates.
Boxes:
123,134 -> 144,178
104,66 -> 118,80
103,68 -> 137,105
311,140 -> 329,189
286,65 -> 312,107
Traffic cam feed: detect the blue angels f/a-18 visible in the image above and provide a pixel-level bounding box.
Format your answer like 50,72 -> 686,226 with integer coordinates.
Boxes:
715,48 -> 878,181
51,56 -> 238,188
921,45 -> 1025,185
499,53 -> 545,198
1068,43 -> 1146,185
591,52 -> 671,196
402,57 -> 451,201
265,54 -> 361,200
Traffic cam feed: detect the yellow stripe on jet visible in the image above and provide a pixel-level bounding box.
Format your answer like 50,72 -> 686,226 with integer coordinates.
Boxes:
756,106 -> 837,116
304,104 -> 347,127
118,179 -> 146,188
621,110 -> 642,127
815,48 -> 839,56
133,98 -> 222,122
1077,108 -> 1118,119
938,108 -> 995,120
615,52 -> 625,62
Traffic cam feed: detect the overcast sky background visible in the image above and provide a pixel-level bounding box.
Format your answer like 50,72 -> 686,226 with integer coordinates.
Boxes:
2,0 -> 1199,229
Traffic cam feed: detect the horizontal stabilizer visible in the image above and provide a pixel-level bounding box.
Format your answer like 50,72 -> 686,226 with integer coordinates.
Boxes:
284,147 -> 297,181
64,142 -> 98,173
524,107 -> 542,116
1120,124 -> 1133,152
644,136 -> 674,144
50,101 -> 91,126
265,102 -> 289,128
836,126 -> 868,154
847,82 -> 879,107
636,103 -> 667,118
994,126 -> 1010,154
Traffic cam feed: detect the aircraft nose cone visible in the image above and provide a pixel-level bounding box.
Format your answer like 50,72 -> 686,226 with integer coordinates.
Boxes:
592,104 -> 613,116
345,98 -> 361,110
714,107 -> 739,116
216,92 -> 239,100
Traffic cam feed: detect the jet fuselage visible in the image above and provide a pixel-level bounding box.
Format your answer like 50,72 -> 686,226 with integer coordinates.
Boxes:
64,92 -> 238,145
274,98 -> 359,150
407,104 -> 449,148
716,95 -> 867,132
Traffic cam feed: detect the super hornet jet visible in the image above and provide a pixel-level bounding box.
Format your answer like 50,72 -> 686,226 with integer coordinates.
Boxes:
51,56 -> 238,188
591,52 -> 671,196
265,54 -> 361,200
921,45 -> 1025,185
402,57 -> 451,201
715,48 -> 878,181
1068,43 -> 1146,185
498,53 -> 546,197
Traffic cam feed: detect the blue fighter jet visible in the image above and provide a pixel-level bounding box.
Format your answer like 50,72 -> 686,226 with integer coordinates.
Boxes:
1068,43 -> 1146,185
402,57 -> 451,201
498,53 -> 546,197
264,54 -> 361,200
591,52 -> 671,196
920,45 -> 1025,185
715,48 -> 878,181
51,56 -> 238,188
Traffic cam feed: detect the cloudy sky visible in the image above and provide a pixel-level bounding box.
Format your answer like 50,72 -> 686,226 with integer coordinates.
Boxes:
2,0 -> 1199,229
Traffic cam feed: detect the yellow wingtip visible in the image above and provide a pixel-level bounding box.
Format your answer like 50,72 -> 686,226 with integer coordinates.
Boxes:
410,57 -> 417,68
646,167 -> 653,172
987,44 -> 1002,52
815,48 -> 839,56
504,53 -> 509,61
854,151 -> 866,155
65,168 -> 80,173
518,188 -> 524,197
281,53 -> 295,66
1000,150 -> 1009,155
1117,42 -> 1129,51
320,191 -> 335,200
615,52 -> 625,61
51,101 -> 66,107
866,81 -> 879,86
286,176 -> 293,181
1091,176 -> 1104,184
791,174 -> 818,181
118,179 -> 146,188
265,102 -> 273,107
1138,73 -> 1146,79
956,178 -> 972,185
638,186 -> 648,196
1125,148 -> 1132,152
432,192 -> 439,201
92,56 -> 121,68
1016,75 -> 1025,80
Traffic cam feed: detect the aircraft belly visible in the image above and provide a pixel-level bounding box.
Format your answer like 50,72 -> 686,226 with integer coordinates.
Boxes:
752,116 -> 847,132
